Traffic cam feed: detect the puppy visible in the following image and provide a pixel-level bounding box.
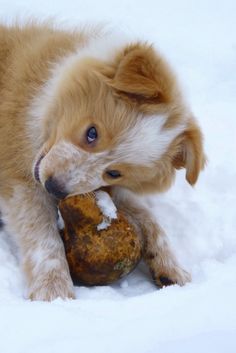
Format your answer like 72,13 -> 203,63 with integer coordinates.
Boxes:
0,22 -> 205,300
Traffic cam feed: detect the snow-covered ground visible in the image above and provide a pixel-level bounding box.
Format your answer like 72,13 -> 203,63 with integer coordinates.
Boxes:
0,1 -> 236,352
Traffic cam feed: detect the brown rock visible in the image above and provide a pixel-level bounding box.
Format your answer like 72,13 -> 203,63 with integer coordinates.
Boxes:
59,193 -> 142,286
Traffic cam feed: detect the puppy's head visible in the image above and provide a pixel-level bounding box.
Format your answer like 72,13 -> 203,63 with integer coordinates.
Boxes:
33,42 -> 205,198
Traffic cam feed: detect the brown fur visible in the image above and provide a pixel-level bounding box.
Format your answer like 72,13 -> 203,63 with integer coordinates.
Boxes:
0,22 -> 85,195
0,22 -> 205,300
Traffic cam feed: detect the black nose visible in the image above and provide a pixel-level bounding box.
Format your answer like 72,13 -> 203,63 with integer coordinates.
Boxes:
44,177 -> 68,200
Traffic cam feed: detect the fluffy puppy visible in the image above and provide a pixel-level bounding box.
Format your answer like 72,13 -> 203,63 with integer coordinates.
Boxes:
0,22 -> 205,300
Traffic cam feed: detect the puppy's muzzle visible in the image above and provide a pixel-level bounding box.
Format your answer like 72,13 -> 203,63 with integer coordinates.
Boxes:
44,177 -> 68,200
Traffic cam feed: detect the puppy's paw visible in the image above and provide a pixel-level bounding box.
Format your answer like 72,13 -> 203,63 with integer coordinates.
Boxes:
151,264 -> 191,288
28,270 -> 75,301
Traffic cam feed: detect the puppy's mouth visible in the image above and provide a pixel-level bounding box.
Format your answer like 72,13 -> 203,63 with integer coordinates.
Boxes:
34,154 -> 45,182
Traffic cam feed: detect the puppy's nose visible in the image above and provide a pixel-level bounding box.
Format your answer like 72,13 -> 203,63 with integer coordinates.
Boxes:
44,177 -> 68,200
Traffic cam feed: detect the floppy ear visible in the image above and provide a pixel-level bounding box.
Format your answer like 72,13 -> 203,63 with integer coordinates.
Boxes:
108,43 -> 176,105
172,121 -> 206,185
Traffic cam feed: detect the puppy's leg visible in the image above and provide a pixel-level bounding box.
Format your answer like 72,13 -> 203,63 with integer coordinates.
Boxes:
1,183 -> 75,301
112,187 -> 191,287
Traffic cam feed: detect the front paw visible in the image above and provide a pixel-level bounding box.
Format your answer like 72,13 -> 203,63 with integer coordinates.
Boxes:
151,265 -> 191,288
28,270 -> 75,301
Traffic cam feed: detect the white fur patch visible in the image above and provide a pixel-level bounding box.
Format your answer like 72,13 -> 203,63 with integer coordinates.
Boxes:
114,115 -> 186,164
46,34 -> 128,97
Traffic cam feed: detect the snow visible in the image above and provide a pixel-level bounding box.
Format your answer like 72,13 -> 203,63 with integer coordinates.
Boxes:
95,190 -> 117,230
1,1 -> 236,352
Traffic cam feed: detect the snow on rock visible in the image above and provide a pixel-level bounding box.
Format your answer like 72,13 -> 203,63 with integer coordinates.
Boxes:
57,209 -> 65,230
0,1 -> 236,352
95,190 -> 117,230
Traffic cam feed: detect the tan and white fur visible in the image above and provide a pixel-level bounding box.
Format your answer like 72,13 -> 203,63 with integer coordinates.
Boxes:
0,21 -> 205,301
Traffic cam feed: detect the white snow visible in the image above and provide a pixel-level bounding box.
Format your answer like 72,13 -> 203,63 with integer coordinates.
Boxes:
95,190 -> 117,230
57,210 -> 65,230
1,1 -> 236,352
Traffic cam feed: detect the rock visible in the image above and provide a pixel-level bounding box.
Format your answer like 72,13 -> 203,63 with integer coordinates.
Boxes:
59,192 -> 142,286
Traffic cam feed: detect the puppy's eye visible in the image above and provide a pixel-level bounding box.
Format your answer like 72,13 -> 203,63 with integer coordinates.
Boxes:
106,170 -> 122,179
86,126 -> 97,144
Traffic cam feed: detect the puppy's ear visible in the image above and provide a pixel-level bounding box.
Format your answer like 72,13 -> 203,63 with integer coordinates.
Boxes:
109,43 -> 176,105
172,121 -> 206,185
